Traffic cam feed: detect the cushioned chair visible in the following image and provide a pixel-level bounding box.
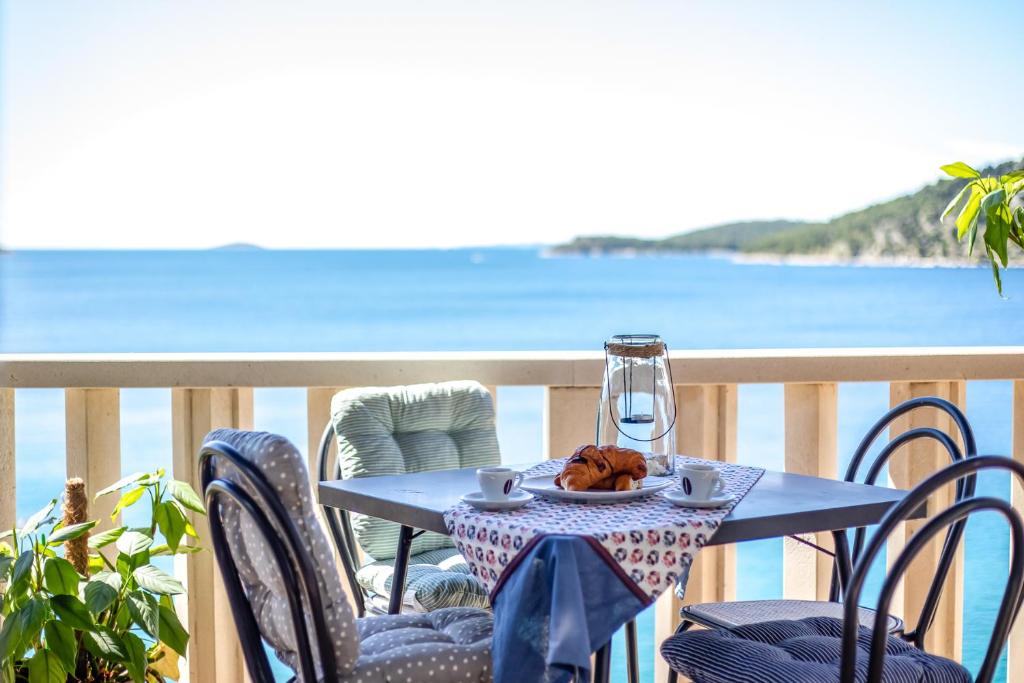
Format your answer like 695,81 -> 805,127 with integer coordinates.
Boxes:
661,455 -> 1024,683
201,429 -> 494,683
317,381 -> 500,616
673,396 -> 976,669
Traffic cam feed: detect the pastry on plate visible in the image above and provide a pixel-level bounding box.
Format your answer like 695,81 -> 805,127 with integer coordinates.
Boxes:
554,444 -> 648,492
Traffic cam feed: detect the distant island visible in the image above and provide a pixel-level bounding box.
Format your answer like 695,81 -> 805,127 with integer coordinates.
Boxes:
211,242 -> 265,251
552,159 -> 1023,265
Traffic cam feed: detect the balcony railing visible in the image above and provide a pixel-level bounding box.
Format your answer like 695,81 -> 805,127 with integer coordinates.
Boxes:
1,347 -> 1022,682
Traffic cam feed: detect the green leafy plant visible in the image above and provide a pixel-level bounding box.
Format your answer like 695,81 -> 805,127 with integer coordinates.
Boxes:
0,470 -> 204,682
941,161 -> 1024,294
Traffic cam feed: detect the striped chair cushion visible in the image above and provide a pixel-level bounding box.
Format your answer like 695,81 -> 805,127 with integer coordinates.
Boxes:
331,381 -> 500,560
356,548 -> 490,612
660,616 -> 970,683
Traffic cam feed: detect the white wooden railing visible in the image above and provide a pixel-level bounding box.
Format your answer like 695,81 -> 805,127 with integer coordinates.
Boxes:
1,348 -> 1022,682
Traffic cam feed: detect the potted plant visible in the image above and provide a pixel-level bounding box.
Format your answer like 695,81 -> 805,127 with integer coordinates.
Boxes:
0,469 -> 203,681
941,161 -> 1024,294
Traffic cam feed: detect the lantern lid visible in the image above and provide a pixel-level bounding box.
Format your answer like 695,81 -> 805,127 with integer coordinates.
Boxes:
605,334 -> 665,359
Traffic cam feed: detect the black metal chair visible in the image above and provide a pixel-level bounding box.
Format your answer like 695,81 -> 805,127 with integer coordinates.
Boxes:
661,454 -> 1024,683
672,395 -> 976,668
201,429 -> 494,683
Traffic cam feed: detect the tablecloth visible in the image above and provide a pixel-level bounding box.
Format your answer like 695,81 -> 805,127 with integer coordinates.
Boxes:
443,457 -> 764,682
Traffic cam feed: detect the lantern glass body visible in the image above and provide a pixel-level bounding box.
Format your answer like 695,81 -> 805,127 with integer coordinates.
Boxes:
596,334 -> 677,476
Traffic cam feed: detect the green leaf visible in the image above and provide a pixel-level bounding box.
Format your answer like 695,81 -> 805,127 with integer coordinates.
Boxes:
0,607 -> 24,659
42,557 -> 80,596
985,204 -> 1012,267
83,625 -> 128,662
985,244 -> 1005,296
27,648 -> 65,683
95,569 -> 123,591
84,578 -> 118,615
10,550 -> 34,593
967,212 -> 981,256
21,500 -> 57,536
955,186 -> 983,240
94,472 -> 147,498
941,183 -> 971,221
126,591 -> 159,638
168,480 -> 206,515
116,530 -> 154,558
111,487 -> 146,519
88,526 -> 126,549
0,555 -> 12,578
17,596 -> 48,648
133,565 -> 184,595
941,161 -> 981,179
122,631 -> 149,683
47,520 -> 97,545
981,187 -> 1007,214
1000,169 -> 1024,183
50,594 -> 96,631
156,501 -> 187,552
43,621 -> 77,674
157,604 -> 189,657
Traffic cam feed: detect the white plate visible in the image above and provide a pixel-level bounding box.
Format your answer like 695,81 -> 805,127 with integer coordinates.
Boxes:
662,490 -> 734,509
521,475 -> 672,504
460,490 -> 534,511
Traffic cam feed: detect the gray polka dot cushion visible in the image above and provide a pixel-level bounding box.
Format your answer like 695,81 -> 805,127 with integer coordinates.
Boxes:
357,548 -> 490,612
660,616 -> 971,683
204,429 -> 360,678
342,607 -> 493,682
331,381 -> 500,561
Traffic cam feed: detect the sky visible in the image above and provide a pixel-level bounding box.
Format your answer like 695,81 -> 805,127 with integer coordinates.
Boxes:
1,1 -> 1022,250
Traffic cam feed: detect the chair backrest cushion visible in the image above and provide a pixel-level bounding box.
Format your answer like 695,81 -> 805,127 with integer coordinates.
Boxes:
205,428 -> 360,677
331,381 -> 500,560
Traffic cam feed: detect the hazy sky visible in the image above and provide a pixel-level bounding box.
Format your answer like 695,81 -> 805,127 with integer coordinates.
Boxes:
2,1 -> 1022,249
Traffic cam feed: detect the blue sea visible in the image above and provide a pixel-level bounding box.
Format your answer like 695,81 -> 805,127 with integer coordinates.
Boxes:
2,248 -> 1023,682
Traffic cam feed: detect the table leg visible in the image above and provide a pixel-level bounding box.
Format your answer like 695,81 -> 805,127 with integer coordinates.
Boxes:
592,641 -> 611,683
388,525 -> 414,615
830,529 -> 852,601
625,619 -> 639,683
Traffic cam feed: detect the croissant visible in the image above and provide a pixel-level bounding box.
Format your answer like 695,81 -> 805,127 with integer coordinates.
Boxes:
553,444 -> 648,492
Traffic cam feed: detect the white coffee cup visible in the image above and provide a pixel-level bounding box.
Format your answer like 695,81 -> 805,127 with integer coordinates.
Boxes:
477,467 -> 524,501
678,462 -> 725,501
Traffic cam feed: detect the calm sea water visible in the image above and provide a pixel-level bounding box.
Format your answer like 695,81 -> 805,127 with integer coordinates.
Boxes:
2,248 -> 1022,682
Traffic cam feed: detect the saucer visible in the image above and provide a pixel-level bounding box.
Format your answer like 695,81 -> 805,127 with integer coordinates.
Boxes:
662,490 -> 734,509
461,490 -> 534,511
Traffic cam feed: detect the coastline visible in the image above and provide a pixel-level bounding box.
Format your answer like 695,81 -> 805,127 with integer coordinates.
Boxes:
543,247 -> 995,269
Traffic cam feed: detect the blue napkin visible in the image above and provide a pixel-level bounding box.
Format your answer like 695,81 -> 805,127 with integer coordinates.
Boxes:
491,535 -> 648,683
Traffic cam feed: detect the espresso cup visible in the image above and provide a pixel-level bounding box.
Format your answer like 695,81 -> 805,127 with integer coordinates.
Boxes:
477,467 -> 524,501
678,462 -> 725,501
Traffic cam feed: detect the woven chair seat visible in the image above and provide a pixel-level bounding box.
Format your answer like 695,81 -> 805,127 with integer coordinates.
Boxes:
682,599 -> 903,633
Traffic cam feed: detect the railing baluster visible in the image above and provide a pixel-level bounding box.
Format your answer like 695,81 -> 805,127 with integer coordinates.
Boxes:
65,388 -> 122,528
542,386 -> 600,459
783,383 -> 838,601
653,384 -> 737,682
172,388 -> 253,683
888,380 -> 965,660
0,389 -> 14,533
1009,380 -> 1024,679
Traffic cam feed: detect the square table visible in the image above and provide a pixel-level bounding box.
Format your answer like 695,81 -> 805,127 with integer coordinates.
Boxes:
319,464 -> 911,681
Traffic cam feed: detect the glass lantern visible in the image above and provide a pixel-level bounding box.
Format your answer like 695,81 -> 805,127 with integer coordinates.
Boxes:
596,334 -> 677,476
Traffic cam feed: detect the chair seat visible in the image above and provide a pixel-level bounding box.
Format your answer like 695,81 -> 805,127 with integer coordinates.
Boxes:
338,607 -> 492,682
682,599 -> 904,633
660,616 -> 970,683
356,547 -> 490,612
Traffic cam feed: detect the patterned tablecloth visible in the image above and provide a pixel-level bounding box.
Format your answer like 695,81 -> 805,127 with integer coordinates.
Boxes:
444,457 -> 765,605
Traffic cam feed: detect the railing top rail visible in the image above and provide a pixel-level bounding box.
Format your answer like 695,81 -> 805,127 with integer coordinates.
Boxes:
1,347 -> 1022,388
